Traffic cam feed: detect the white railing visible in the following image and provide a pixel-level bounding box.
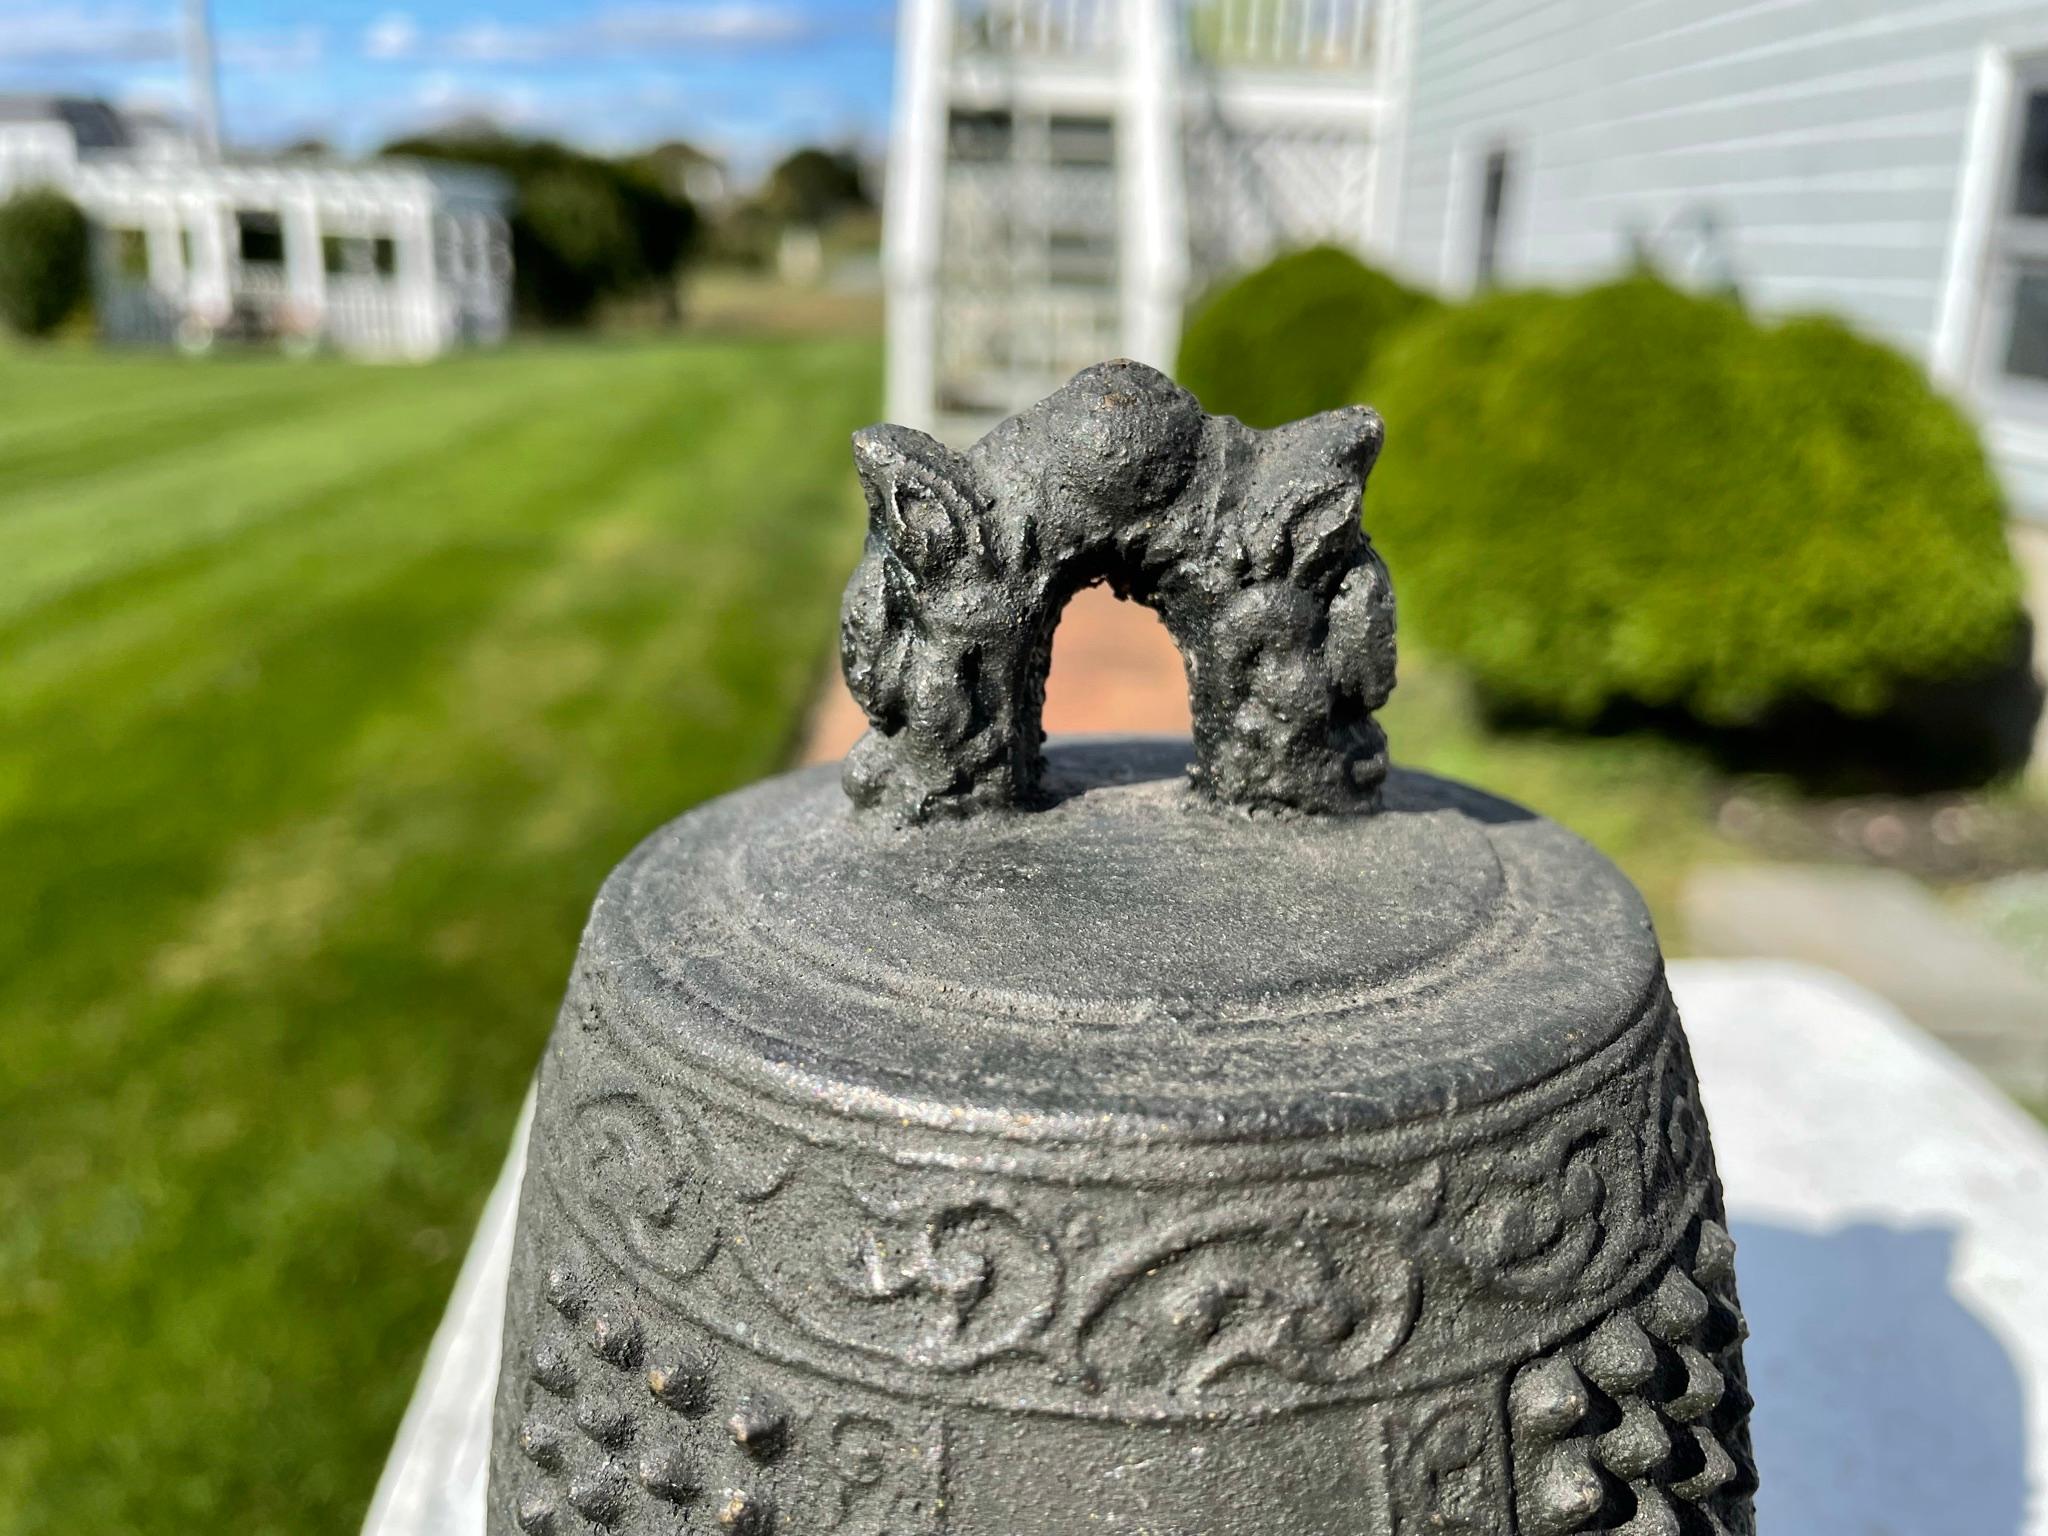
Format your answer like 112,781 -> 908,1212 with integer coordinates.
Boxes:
94,270 -> 442,358
953,0 -> 1374,69
1186,0 -> 1373,69
96,279 -> 183,346
956,0 -> 1123,58
323,278 -> 434,358
234,263 -> 290,302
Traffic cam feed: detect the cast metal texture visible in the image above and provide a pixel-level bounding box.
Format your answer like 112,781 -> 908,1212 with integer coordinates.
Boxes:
488,364 -> 1755,1536
840,360 -> 1395,822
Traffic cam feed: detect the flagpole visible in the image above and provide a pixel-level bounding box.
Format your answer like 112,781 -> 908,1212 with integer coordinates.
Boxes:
184,0 -> 223,159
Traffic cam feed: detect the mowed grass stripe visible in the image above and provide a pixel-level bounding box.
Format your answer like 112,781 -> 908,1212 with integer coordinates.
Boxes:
0,351 -> 344,451
0,349 -> 620,624
0,345 -> 755,1058
0,337 -> 877,1535
0,347 -> 662,705
0,357 -> 402,497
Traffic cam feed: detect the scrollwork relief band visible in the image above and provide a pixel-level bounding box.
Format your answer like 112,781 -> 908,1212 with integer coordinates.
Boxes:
529,981 -> 1713,1423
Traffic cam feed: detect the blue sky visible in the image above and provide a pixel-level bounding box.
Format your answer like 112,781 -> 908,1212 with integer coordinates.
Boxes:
0,0 -> 897,171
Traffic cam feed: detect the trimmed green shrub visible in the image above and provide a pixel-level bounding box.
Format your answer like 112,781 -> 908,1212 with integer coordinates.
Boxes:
1361,277 -> 2023,726
1177,245 -> 1438,427
0,189 -> 90,338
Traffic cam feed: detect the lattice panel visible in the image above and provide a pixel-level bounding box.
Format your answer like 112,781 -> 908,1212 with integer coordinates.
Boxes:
941,163 -> 1119,279
936,287 -> 1122,416
937,138 -> 1122,420
1184,121 -> 1376,283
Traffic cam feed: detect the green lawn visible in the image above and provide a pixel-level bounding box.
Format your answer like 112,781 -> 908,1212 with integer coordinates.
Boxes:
1381,646 -> 1740,939
0,337 -> 878,1533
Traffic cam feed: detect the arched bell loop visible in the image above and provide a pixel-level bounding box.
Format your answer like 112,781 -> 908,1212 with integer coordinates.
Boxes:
838,360 -> 1396,824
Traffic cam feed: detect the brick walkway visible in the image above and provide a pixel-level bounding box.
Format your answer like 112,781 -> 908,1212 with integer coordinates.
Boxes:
802,583 -> 1192,763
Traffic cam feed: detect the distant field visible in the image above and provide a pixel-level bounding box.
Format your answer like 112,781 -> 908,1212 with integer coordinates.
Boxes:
0,337 -> 878,1532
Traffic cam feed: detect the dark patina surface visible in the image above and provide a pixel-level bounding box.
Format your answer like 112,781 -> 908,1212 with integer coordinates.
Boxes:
488,364 -> 1755,1535
840,361 -> 1395,822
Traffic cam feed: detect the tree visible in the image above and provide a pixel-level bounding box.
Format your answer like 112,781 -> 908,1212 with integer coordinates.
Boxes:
383,129 -> 697,326
0,189 -> 91,338
631,140 -> 726,206
761,147 -> 871,227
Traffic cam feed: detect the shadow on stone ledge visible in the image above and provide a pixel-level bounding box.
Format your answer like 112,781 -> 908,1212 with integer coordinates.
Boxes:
1734,1219 -> 2028,1535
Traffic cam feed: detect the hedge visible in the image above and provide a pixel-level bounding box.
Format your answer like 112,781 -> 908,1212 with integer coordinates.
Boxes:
1359,277 -> 2023,726
0,189 -> 90,338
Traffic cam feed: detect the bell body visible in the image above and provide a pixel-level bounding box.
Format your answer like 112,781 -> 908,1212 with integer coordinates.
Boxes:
488,739 -> 1755,1536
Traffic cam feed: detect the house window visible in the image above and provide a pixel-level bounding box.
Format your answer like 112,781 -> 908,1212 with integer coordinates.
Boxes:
1048,115 -> 1115,168
949,109 -> 1013,163
322,234 -> 400,278
1048,230 -> 1115,285
236,211 -> 285,266
1475,146 -> 1512,289
2014,85 -> 2048,216
1983,64 -> 2048,390
2005,270 -> 2048,380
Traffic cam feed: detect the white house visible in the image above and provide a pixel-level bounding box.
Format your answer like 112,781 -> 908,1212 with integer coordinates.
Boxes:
0,96 -> 513,360
887,0 -> 2048,521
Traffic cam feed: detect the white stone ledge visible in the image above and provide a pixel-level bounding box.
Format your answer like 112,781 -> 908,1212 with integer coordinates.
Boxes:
364,960 -> 2048,1536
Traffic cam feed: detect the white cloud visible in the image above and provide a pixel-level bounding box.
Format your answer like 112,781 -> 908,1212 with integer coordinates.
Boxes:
0,3 -> 174,65
371,2 -> 823,66
0,5 -> 324,72
443,20 -> 548,65
590,2 -> 815,46
398,70 -> 547,130
364,12 -> 422,62
219,25 -> 327,72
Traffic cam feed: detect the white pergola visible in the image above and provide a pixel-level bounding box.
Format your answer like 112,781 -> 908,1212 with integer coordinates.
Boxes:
885,0 -> 1409,438
0,133 -> 512,360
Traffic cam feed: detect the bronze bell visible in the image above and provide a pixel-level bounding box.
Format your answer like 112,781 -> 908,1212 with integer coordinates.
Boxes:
488,361 -> 1755,1535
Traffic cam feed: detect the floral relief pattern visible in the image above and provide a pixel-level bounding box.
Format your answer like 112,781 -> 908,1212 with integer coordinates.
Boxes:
826,1187 -> 1065,1370
1378,1382 -> 1511,1535
1451,1105 -> 1654,1303
568,1092 -> 720,1284
537,985 -> 1713,1422
1071,1168 -> 1441,1393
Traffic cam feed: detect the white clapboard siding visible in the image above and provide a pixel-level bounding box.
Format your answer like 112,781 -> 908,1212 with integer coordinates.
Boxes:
1378,0 -> 2048,516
